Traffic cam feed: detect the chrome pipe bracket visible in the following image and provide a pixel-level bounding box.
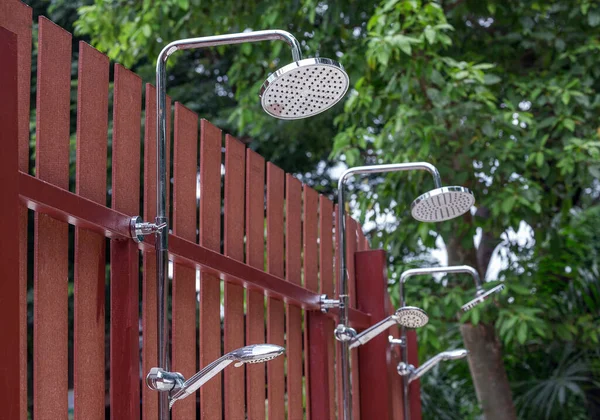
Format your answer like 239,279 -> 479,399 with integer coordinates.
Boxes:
146,367 -> 185,393
396,362 -> 415,378
320,294 -> 341,313
334,324 -> 357,342
130,216 -> 168,243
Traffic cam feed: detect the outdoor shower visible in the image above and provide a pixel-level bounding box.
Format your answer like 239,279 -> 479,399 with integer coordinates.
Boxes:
391,265 -> 504,420
319,162 -> 475,420
129,29 -> 349,419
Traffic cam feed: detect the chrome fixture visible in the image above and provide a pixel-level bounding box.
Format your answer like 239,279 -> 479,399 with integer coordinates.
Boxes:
166,344 -> 284,409
397,349 -> 468,384
397,265 -> 503,420
348,307 -> 428,350
133,30 -> 347,420
332,162 -> 475,420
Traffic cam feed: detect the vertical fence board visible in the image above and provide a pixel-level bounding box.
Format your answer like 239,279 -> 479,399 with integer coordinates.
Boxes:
266,163 -> 285,419
303,186 -> 325,419
346,218 -> 361,419
0,5 -> 32,419
224,135 -> 246,419
285,175 -> 303,419
33,17 -> 71,420
142,86 -> 172,420
172,103 -> 199,419
73,41 -> 109,420
0,26 -> 21,420
407,330 -> 422,420
199,119 -> 222,420
246,150 -> 266,420
319,196 -> 336,420
110,64 -> 141,420
355,250 -> 393,420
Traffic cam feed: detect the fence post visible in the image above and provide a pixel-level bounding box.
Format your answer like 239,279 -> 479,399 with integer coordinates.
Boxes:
0,26 -> 21,420
307,311 -> 331,418
355,249 -> 393,420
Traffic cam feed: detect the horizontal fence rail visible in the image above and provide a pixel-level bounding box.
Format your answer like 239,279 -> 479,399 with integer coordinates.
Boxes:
1,1 -> 418,418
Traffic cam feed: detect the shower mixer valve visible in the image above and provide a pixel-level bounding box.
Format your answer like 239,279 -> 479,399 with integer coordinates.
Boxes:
130,216 -> 168,243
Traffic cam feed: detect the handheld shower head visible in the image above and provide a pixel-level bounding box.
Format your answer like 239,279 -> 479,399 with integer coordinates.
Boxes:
349,306 -> 428,349
411,186 -> 475,222
169,344 -> 284,409
259,58 -> 349,119
461,284 -> 505,312
398,348 -> 469,383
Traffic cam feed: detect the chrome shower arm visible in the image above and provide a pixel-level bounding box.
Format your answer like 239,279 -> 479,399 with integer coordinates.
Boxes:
398,265 -> 482,307
348,315 -> 398,349
169,357 -> 234,406
336,162 -> 441,331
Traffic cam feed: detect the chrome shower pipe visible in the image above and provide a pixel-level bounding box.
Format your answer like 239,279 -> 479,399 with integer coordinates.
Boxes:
397,265 -> 480,420
335,162 -> 442,420
143,30 -> 301,420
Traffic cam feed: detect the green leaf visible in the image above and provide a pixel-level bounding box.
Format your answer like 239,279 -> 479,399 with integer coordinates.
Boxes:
424,26 -> 436,44
563,118 -> 576,132
502,196 -> 517,214
483,74 -> 502,85
454,70 -> 469,80
588,11 -> 600,26
536,151 -> 544,167
561,90 -> 571,105
517,322 -> 528,344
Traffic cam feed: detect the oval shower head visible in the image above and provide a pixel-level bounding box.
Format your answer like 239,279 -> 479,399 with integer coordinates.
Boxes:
259,58 -> 349,119
461,284 -> 505,312
230,344 -> 285,367
395,306 -> 429,329
411,186 -> 475,222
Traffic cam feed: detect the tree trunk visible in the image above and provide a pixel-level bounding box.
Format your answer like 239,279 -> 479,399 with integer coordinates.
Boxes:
460,322 -> 516,420
446,219 -> 517,420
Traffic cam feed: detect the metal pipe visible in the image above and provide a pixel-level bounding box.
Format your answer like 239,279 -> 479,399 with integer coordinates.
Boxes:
398,265 -> 480,420
154,30 -> 301,420
335,162 -> 442,420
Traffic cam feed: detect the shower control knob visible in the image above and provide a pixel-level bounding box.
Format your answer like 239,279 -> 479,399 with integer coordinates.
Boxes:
146,368 -> 185,392
388,335 -> 405,347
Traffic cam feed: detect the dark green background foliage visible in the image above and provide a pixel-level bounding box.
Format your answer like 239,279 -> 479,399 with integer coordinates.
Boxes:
30,0 -> 600,418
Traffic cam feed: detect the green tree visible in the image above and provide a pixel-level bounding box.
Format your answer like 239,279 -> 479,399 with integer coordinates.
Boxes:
73,0 -> 600,418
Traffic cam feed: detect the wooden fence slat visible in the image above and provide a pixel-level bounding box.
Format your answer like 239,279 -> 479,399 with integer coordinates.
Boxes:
266,163 -> 285,419
199,119 -> 222,420
347,218 -> 361,419
224,135 -> 246,419
0,4 -> 32,419
285,175 -> 303,419
172,103 -> 198,420
355,250 -> 393,420
0,25 -> 21,420
33,16 -> 71,420
303,186 -> 323,420
319,196 -> 336,420
246,149 -> 266,420
142,86 -> 171,420
110,63 -> 142,420
74,41 -> 109,420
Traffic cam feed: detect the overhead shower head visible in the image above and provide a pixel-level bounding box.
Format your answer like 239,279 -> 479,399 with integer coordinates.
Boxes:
259,58 -> 349,119
461,284 -> 505,312
396,306 -> 429,329
398,348 -> 469,383
169,344 -> 284,409
411,186 -> 475,222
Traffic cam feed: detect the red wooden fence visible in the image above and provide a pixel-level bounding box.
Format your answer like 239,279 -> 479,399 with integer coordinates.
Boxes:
0,1 -> 421,419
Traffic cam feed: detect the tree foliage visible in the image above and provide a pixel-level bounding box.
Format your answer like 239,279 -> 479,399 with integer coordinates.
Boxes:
72,0 -> 600,418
